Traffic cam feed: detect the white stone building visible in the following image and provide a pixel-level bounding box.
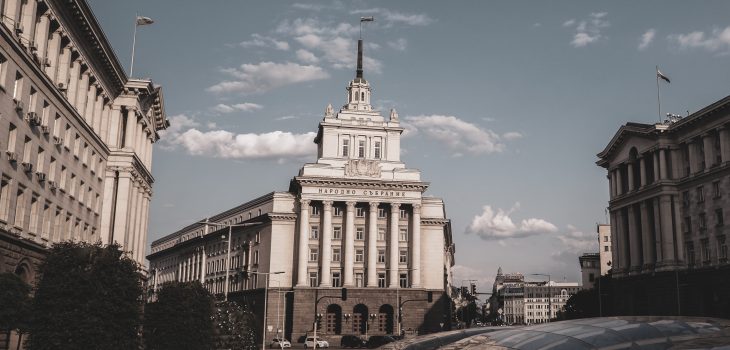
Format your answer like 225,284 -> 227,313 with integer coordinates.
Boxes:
148,39 -> 455,342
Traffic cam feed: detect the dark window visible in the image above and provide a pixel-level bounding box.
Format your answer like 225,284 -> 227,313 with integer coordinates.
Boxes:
716,209 -> 724,227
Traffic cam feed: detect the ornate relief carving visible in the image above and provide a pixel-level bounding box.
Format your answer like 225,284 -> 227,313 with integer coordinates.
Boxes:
344,159 -> 381,178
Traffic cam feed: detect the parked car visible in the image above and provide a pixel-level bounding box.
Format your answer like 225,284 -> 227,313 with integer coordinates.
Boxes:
304,336 -> 329,348
366,335 -> 396,348
270,337 -> 292,348
341,335 -> 367,348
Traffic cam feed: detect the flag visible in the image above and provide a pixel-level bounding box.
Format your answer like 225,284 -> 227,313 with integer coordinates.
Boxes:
136,16 -> 154,26
657,69 -> 670,83
360,16 -> 375,22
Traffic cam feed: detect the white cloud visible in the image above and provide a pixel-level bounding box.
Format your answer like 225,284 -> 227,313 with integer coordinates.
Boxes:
292,2 -> 343,11
276,115 -> 299,121
208,62 -> 329,95
212,103 -> 263,114
387,38 -> 408,51
404,115 -> 519,155
466,203 -> 558,240
350,8 -> 434,26
502,131 -> 523,140
159,115 -> 316,160
564,12 -> 610,47
668,26 -> 730,54
296,49 -> 319,63
557,225 -> 598,253
238,33 -> 290,51
638,29 -> 656,50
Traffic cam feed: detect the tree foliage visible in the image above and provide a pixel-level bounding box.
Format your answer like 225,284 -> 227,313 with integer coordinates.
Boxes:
564,289 -> 600,319
212,301 -> 257,350
27,242 -> 143,350
144,281 -> 214,350
0,272 -> 31,332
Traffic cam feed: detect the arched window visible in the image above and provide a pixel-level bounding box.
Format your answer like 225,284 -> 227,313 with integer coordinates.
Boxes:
353,304 -> 368,334
361,92 -> 365,101
355,91 -> 359,101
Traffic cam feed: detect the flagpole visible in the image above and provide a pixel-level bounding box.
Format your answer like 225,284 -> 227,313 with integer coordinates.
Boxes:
656,65 -> 661,123
130,13 -> 138,77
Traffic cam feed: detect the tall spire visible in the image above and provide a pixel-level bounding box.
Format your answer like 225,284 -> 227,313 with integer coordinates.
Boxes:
356,39 -> 363,78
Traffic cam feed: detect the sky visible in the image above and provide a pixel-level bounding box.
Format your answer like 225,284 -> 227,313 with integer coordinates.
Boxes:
88,0 -> 730,293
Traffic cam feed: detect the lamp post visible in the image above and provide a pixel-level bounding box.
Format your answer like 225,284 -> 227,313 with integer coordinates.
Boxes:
396,268 -> 419,336
530,273 -> 551,322
367,313 -> 377,339
275,284 -> 294,348
247,271 -> 284,350
197,220 -> 261,301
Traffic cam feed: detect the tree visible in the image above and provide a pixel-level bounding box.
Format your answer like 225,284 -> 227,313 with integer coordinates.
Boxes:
27,242 -> 143,350
144,281 -> 214,350
212,301 -> 257,350
563,289 -> 599,319
0,273 -> 31,346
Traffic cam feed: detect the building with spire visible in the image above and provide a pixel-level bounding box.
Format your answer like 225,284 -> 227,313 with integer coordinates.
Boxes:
148,38 -> 455,343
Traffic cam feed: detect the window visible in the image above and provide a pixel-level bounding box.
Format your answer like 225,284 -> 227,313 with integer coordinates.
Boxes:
378,228 -> 385,241
378,249 -> 385,263
310,205 -> 320,216
400,209 -> 408,219
0,178 -> 10,222
310,226 -> 319,239
29,87 -> 37,112
358,140 -> 365,158
355,273 -> 364,287
0,54 -> 6,89
14,187 -> 26,228
53,114 -> 61,138
13,71 -> 23,100
714,181 -> 722,198
378,273 -> 386,288
682,191 -> 689,207
356,227 -> 364,240
717,209 -> 724,227
7,123 -> 16,153
333,226 -> 342,239
309,248 -> 318,262
399,273 -> 408,288
22,137 -> 31,164
36,147 -> 44,174
334,206 -> 342,216
686,243 -> 695,265
399,250 -> 408,264
255,232 -> 260,243
378,208 -> 386,218
720,237 -> 728,261
332,248 -> 341,262
374,141 -> 381,159
604,236 -> 609,242
332,272 -> 341,287
355,249 -> 364,262
342,139 -> 349,157
604,245 -> 610,252
699,213 -> 707,231
254,250 -> 259,264
399,228 -> 408,241
697,186 -> 705,203
41,101 -> 49,126
309,272 -> 318,287
701,239 -> 710,262
684,217 -> 691,234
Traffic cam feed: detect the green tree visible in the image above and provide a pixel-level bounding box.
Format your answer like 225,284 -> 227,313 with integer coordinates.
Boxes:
0,273 -> 31,345
212,301 -> 257,350
144,281 -> 214,350
27,242 -> 143,350
564,288 -> 599,319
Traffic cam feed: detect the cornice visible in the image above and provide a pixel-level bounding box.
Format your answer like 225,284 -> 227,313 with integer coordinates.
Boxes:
421,218 -> 448,226
295,176 -> 429,192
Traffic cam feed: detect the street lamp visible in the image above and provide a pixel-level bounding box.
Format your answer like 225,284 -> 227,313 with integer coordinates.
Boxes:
367,313 -> 378,338
247,270 -> 285,350
530,273 -> 551,322
396,268 -> 419,336
274,281 -> 294,349
197,219 -> 261,301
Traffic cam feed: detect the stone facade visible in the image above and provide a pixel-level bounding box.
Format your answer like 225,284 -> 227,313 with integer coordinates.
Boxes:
148,38 -> 455,344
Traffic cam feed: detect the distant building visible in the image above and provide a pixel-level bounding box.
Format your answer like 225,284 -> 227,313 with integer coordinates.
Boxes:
578,253 -> 600,289
596,93 -> 730,317
597,224 -> 612,275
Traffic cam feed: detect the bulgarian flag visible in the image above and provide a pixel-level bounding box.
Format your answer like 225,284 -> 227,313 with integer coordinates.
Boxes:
657,69 -> 670,83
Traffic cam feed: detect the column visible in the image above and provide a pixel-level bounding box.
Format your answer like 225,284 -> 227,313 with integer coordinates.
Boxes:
411,204 -> 422,288
126,181 -> 139,250
105,105 -> 121,147
659,148 -> 668,179
33,12 -> 50,60
389,203 -> 400,288
20,0 -> 38,44
66,57 -> 80,98
200,245 -> 207,284
296,199 -> 310,286
112,174 -> 132,246
134,188 -> 146,263
609,211 -> 620,270
659,195 -> 675,266
688,142 -> 698,174
639,202 -> 654,269
627,205 -> 641,272
616,168 -> 623,195
720,126 -> 730,164
639,157 -> 647,187
84,82 -> 97,123
627,162 -> 635,191
76,71 -> 90,115
672,196 -> 684,263
99,172 -> 116,244
320,201 -> 333,287
124,109 -> 137,149
653,151 -> 660,182
609,171 -> 615,198
703,134 -> 714,169
652,199 -> 663,263
3,0 -> 20,28
343,201 -> 355,286
616,210 -> 627,272
367,202 -> 378,287
92,93 -> 103,132
45,29 -> 62,81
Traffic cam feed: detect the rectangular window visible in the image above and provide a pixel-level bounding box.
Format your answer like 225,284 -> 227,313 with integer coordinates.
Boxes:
41,101 -> 49,126
720,237 -> 728,261
399,250 -> 408,264
355,273 -> 364,287
356,207 -> 365,217
358,140 -> 365,158
356,227 -> 364,240
28,196 -> 38,233
682,191 -> 689,207
14,187 -> 26,228
399,273 -> 408,288
36,147 -> 44,174
255,231 -> 261,243
332,272 -> 341,287
342,139 -> 349,157
64,125 -> 71,149
310,226 -> 319,239
254,250 -> 259,264
374,141 -> 381,159
399,228 -> 408,241
334,206 -> 342,216
686,243 -> 695,265
714,181 -> 722,198
378,228 -> 385,241
378,208 -> 386,218
697,186 -> 704,203
717,209 -> 724,227
13,71 -> 23,100
604,245 -> 610,252
0,54 -> 6,89
333,226 -> 342,239
309,248 -> 318,262
309,272 -> 318,287
684,216 -> 691,234
701,239 -> 710,262
0,178 -> 10,222
310,205 -> 320,216
699,213 -> 707,231
29,86 -> 37,112
22,137 -> 31,164
355,249 -> 364,262
604,236 -> 609,242
332,248 -> 341,262
7,123 -> 17,153
400,209 -> 408,219
378,249 -> 385,263
378,273 -> 386,288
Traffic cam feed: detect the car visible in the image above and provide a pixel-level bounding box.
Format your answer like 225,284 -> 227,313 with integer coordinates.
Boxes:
340,334 -> 367,348
270,337 -> 292,348
304,336 -> 329,348
366,335 -> 396,348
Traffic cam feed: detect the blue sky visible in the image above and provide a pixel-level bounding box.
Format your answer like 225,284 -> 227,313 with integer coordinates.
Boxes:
89,0 -> 730,291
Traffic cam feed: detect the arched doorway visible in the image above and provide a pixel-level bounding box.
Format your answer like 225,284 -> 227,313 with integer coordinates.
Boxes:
14,260 -> 33,285
353,304 -> 368,334
326,304 -> 342,335
378,304 -> 394,334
